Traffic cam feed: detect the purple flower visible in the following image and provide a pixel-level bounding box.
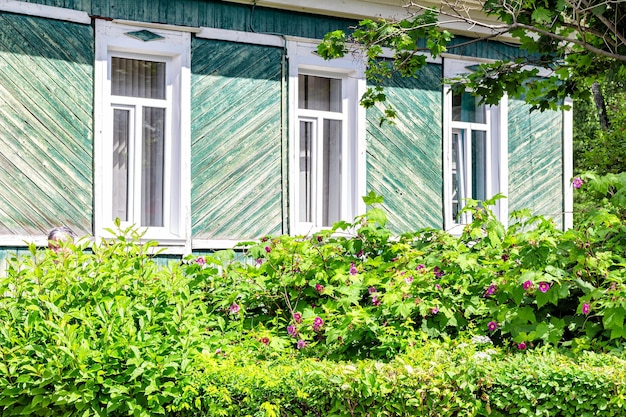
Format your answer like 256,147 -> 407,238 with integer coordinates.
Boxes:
195,256 -> 206,265
229,303 -> 240,314
260,337 -> 270,345
297,339 -> 307,349
264,246 -> 272,253
349,262 -> 358,275
538,282 -> 550,293
582,303 -> 590,315
405,275 -> 414,285
430,306 -> 439,315
313,317 -> 324,332
256,258 -> 263,265
517,342 -> 527,350
501,254 -> 509,262
315,283 -> 324,293
523,280 -> 533,290
372,295 -> 381,306
287,325 -> 298,337
293,312 -> 302,323
435,284 -> 442,291
368,286 -> 377,294
487,321 -> 498,332
433,266 -> 444,278
416,264 -> 425,271
483,284 -> 497,297
572,177 -> 583,189
317,235 -> 323,243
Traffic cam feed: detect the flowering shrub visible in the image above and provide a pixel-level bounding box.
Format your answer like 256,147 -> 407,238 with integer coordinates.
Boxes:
193,178 -> 626,358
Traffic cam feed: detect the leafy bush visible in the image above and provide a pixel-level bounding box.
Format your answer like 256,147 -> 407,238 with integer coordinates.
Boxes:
2,175 -> 626,415
200,185 -> 626,359
0,225 -> 215,415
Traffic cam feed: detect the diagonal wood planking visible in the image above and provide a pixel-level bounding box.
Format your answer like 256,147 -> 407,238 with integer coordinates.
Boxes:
366,64 -> 444,232
191,39 -> 284,240
508,100 -> 564,228
0,12 -> 93,236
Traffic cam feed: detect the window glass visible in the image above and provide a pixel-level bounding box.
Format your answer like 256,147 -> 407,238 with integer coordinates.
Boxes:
298,74 -> 342,112
111,57 -> 166,99
452,91 -> 485,123
112,109 -> 130,221
299,120 -> 313,223
141,107 -> 165,227
322,119 -> 342,226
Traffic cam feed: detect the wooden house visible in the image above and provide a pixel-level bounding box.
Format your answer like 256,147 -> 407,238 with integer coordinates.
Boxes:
0,0 -> 572,258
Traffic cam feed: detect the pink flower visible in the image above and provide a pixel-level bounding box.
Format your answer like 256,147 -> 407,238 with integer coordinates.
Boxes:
264,246 -> 271,253
572,177 -> 583,189
315,283 -> 324,292
517,342 -> 527,350
433,266 -> 444,278
538,282 -> 550,293
287,325 -> 298,337
372,295 -> 381,306
523,280 -> 533,290
431,306 -> 439,315
229,303 -> 240,314
195,256 -> 206,265
483,284 -> 497,297
293,312 -> 302,323
582,303 -> 590,315
297,339 -> 307,349
487,321 -> 498,332
350,262 -> 358,275
416,264 -> 425,271
435,284 -> 442,291
405,275 -> 414,284
313,317 -> 324,332
260,337 -> 270,345
368,286 -> 377,294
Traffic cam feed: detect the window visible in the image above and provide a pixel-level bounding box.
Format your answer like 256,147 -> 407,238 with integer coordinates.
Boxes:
443,58 -> 508,232
95,20 -> 191,247
287,40 -> 366,235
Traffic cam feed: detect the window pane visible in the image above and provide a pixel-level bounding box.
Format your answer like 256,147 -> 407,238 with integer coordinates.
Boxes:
111,57 -> 165,99
452,91 -> 485,123
298,75 -> 342,112
141,107 -> 165,227
452,131 -> 460,220
112,109 -> 130,221
299,120 -> 313,223
472,131 -> 487,201
322,119 -> 342,227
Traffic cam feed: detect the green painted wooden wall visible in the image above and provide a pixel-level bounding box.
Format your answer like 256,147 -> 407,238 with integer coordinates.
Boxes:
190,39 -> 284,240
0,11 -> 93,236
508,100 -> 564,227
367,64 -> 444,233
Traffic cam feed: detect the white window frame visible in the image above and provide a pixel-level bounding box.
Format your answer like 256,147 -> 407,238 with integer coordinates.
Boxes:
94,20 -> 191,250
287,39 -> 366,236
443,57 -> 508,234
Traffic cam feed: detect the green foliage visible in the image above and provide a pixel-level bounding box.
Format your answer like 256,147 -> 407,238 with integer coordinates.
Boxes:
318,0 -> 626,119
3,184 -> 626,415
573,79 -> 626,174
0,224 -> 214,416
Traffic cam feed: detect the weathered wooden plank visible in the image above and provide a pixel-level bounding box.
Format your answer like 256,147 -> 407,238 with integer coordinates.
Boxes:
190,39 -> 283,239
366,63 -> 444,232
508,100 -> 564,227
0,12 -> 93,235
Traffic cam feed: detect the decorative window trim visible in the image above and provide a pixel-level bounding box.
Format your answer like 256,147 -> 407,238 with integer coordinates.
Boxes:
442,57 -> 508,234
94,19 -> 191,250
286,39 -> 366,236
